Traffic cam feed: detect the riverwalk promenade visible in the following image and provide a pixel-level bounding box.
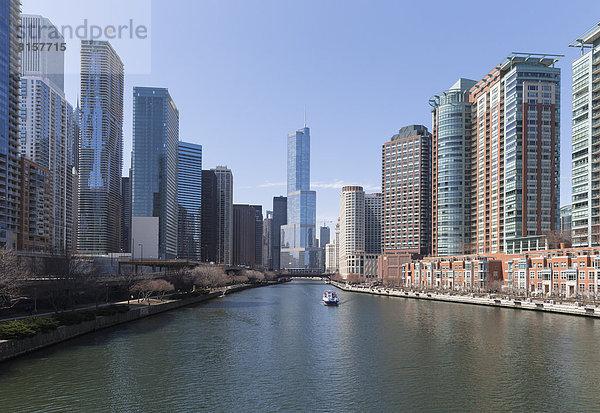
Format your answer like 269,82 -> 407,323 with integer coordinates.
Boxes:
0,280 -> 289,362
331,281 -> 600,318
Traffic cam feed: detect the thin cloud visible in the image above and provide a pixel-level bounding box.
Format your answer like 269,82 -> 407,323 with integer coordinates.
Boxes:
311,180 -> 381,192
256,181 -> 286,188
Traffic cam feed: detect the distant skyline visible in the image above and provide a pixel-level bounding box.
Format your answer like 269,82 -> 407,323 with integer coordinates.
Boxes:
22,0 -> 600,229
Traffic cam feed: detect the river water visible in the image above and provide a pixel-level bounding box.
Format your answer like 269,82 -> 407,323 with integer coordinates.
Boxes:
1,280 -> 599,411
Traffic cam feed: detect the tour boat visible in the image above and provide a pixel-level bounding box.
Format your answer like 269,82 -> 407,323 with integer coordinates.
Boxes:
322,290 -> 340,306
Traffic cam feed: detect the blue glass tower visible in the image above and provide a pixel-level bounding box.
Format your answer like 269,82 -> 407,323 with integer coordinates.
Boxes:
177,141 -> 202,261
131,87 -> 179,259
281,126 -> 319,272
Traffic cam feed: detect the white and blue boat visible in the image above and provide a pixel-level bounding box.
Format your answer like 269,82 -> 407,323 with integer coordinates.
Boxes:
322,290 -> 340,306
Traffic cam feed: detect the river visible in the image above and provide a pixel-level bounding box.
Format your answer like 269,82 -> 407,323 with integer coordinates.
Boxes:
1,280 -> 599,411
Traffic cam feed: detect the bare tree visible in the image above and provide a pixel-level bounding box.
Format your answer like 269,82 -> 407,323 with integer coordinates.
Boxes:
0,248 -> 31,308
545,230 -> 572,250
130,279 -> 174,304
187,265 -> 230,288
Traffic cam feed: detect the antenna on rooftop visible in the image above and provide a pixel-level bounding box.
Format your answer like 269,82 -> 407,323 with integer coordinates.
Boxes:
304,105 -> 307,128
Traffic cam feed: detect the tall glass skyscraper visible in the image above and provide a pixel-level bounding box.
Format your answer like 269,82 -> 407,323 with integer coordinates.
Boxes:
430,78 -> 476,256
131,87 -> 179,259
0,0 -> 21,249
177,141 -> 202,261
213,166 -> 233,265
281,126 -> 319,272
78,41 -> 124,254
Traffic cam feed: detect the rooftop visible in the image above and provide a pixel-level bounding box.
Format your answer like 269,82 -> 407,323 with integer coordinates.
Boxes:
569,22 -> 600,48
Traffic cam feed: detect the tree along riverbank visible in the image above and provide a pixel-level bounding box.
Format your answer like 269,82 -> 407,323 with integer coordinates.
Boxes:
331,281 -> 600,318
0,279 -> 290,363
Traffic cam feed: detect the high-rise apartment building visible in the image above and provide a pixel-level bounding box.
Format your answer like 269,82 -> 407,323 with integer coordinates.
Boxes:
339,186 -> 379,278
19,15 -> 72,253
470,54 -> 560,254
232,204 -> 262,268
280,126 -> 319,272
430,78 -> 477,256
177,142 -> 202,261
382,125 -> 432,256
272,196 -> 287,270
131,87 -> 179,259
18,158 -> 51,251
365,193 -> 382,254
570,25 -> 600,247
0,0 -> 21,249
263,211 -> 273,269
78,41 -> 124,254
339,186 -> 365,276
201,169 -> 217,263
121,175 -> 131,253
213,166 -> 233,265
252,205 -> 263,267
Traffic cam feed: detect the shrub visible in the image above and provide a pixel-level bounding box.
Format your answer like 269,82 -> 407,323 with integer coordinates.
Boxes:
0,317 -> 60,340
53,311 -> 96,325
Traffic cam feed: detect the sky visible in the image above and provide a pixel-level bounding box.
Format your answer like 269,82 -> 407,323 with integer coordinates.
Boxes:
23,0 -> 600,235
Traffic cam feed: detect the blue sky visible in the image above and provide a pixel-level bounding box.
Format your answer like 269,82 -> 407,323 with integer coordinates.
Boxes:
23,0 -> 600,233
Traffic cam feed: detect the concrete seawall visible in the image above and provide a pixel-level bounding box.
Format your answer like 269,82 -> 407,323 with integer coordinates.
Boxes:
0,282 -> 282,363
331,282 -> 600,319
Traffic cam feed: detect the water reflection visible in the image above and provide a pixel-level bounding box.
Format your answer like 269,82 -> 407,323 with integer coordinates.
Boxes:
1,280 -> 599,411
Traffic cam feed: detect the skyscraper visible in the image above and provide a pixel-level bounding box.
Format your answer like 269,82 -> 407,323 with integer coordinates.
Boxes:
339,186 -> 379,278
339,186 -> 365,276
78,41 -> 124,254
177,141 -> 202,261
263,211 -> 273,269
382,125 -> 432,256
213,166 -> 233,265
470,54 -> 560,254
319,225 -> 330,247
430,78 -> 476,256
280,126 -> 319,272
20,15 -> 72,253
121,175 -> 131,253
232,204 -> 262,268
131,87 -> 179,259
272,196 -> 287,270
0,0 -> 21,249
201,169 -> 217,263
365,193 -> 382,254
570,25 -> 600,247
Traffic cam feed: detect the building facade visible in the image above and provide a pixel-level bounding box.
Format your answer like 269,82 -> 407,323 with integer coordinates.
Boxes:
18,158 -> 51,251
280,127 -> 320,272
430,78 -> 476,256
78,41 -> 124,254
365,193 -> 382,254
232,204 -> 262,268
382,125 -> 432,256
131,87 -> 179,259
560,205 -> 572,234
213,166 -> 233,265
272,196 -> 287,270
570,25 -> 600,247
121,175 -> 131,253
177,141 -> 202,261
201,169 -> 217,263
470,54 -> 561,254
263,211 -> 273,270
0,0 -> 22,249
19,15 -> 73,253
